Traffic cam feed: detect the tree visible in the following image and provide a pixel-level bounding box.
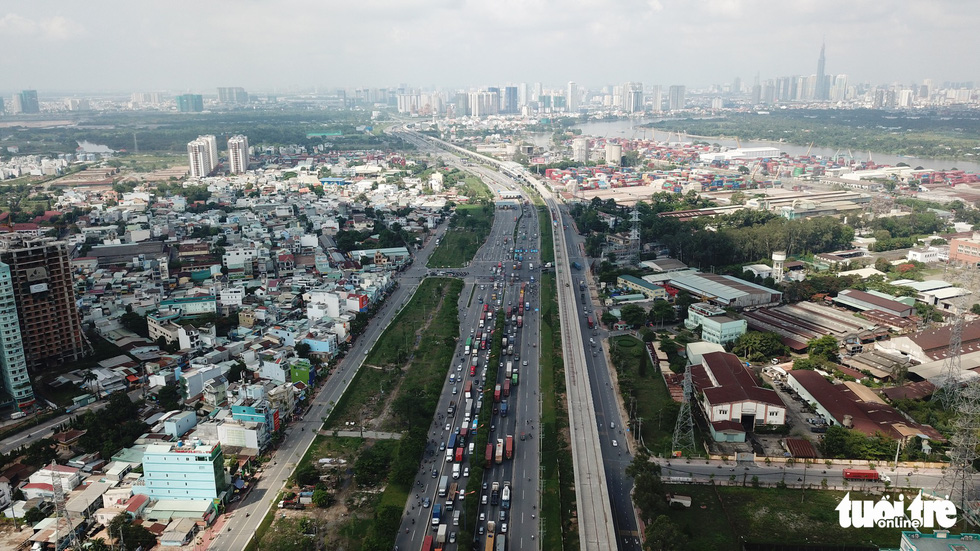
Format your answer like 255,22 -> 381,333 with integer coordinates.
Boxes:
807,335 -> 839,362
295,342 -> 312,359
156,383 -> 182,411
626,451 -> 667,524
23,506 -> 47,524
645,515 -> 685,551
649,300 -> 675,326
120,311 -> 149,338
82,370 -> 100,400
971,304 -> 980,316
311,488 -> 333,508
874,257 -> 891,273
108,513 -> 157,551
295,463 -> 319,487
731,331 -> 788,362
620,304 -> 648,328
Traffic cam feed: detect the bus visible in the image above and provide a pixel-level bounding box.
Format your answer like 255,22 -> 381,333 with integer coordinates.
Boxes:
465,337 -> 472,351
421,535 -> 434,551
484,534 -> 495,551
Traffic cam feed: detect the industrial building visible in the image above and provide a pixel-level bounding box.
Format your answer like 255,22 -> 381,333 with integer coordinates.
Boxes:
683,302 -> 746,345
877,319 -> 980,364
690,351 -> 786,442
667,272 -> 781,309
833,289 -> 914,318
743,301 -> 876,351
787,370 -> 943,442
0,235 -> 89,371
948,232 -> 980,266
617,275 -> 667,300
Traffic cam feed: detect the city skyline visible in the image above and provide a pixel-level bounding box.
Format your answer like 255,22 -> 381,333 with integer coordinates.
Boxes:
1,1 -> 978,92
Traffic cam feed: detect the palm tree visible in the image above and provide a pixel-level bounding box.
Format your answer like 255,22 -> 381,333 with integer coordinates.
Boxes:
82,371 -> 100,400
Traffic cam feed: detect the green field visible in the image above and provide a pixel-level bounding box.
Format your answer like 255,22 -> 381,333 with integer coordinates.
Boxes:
427,203 -> 494,268
664,484 -> 924,549
456,175 -> 494,202
609,335 -> 678,457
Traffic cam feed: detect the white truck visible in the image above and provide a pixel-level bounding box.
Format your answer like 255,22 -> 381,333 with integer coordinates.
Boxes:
452,463 -> 461,479
437,523 -> 448,543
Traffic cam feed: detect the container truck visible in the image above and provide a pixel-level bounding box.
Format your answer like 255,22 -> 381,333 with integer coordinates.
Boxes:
505,362 -> 513,378
501,483 -> 511,509
503,380 -> 510,397
455,447 -> 463,462
437,523 -> 448,543
495,438 -> 504,464
496,535 -> 506,551
494,384 -> 502,402
500,401 -> 508,417
517,316 -> 523,328
448,433 -> 457,451
512,372 -> 519,386
843,469 -> 889,482
505,435 -> 514,459
432,503 -> 442,527
422,535 -> 434,551
438,476 -> 449,496
485,443 -> 494,468
464,381 -> 472,399
491,482 -> 500,505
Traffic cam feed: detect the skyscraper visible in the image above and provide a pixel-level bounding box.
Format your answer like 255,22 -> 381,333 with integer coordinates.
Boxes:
624,82 -> 644,113
503,86 -> 518,114
567,81 -> 579,112
217,87 -> 249,104
815,43 -> 828,101
0,235 -> 88,372
15,90 -> 40,114
176,94 -> 204,112
668,85 -> 686,111
187,135 -> 218,177
227,135 -> 250,174
0,262 -> 32,409
649,85 -> 663,113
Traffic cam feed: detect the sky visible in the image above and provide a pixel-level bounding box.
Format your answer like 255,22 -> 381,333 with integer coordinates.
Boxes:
2,0 -> 978,94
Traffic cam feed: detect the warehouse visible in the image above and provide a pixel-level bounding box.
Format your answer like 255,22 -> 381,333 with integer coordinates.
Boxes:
667,272 -> 781,309
833,289 -> 914,318
690,351 -> 786,443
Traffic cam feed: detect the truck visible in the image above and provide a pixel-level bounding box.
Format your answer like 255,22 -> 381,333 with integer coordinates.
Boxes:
455,447 -> 463,463
437,523 -> 448,543
491,482 -> 500,505
843,469 -> 889,483
500,400 -> 508,417
503,379 -> 510,397
579,280 -> 586,291
452,463 -> 461,479
464,381 -> 473,399
495,535 -> 506,551
465,398 -> 473,415
572,261 -> 583,270
518,304 -> 524,316
517,316 -> 523,328
495,438 -> 504,464
447,401 -> 455,415
502,337 -> 508,349
485,535 -> 495,551
501,482 -> 511,509
485,443 -> 494,468
432,503 -> 442,527
587,316 -> 594,329
494,384 -> 502,403
506,435 -> 514,459
507,344 -> 514,355
512,372 -> 519,386
505,362 -> 513,378
448,482 -> 458,503
438,475 -> 449,497
422,535 -> 434,551
506,306 -> 512,318
448,433 -> 457,451
453,509 -> 461,527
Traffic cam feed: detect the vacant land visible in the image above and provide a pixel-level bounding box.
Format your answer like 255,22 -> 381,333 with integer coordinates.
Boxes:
427,203 -> 494,268
609,335 -> 678,456
665,484 -> 920,549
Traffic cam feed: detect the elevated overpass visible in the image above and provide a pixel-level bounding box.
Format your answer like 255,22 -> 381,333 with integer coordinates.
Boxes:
399,129 -> 618,551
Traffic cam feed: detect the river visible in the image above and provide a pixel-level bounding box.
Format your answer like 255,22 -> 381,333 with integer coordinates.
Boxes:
570,118 -> 980,173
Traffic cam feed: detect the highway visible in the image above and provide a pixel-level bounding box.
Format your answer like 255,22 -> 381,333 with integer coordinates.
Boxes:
400,129 -> 623,550
210,218 -> 452,551
393,136 -> 543,550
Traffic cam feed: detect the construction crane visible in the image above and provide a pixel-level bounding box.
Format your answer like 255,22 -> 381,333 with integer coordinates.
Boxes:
805,142 -> 814,157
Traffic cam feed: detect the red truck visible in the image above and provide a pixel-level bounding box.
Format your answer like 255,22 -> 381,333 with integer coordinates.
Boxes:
503,380 -> 510,397
494,384 -> 502,402
587,316 -> 594,329
843,469 -> 888,482
505,435 -> 514,460
517,316 -> 523,328
485,443 -> 494,468
455,447 -> 463,462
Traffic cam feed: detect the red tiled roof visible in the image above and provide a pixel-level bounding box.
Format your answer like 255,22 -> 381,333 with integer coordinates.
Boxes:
692,352 -> 784,408
126,494 -> 149,513
785,438 -> 817,458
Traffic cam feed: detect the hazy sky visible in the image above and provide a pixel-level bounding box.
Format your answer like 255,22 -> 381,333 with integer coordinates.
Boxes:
2,0 -> 978,94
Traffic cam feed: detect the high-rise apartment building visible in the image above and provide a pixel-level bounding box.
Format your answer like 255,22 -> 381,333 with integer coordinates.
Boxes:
227,135 -> 250,174
830,75 -> 848,102
176,94 -> 204,113
217,87 -> 249,104
649,85 -> 663,113
187,136 -> 218,178
0,262 -> 33,409
668,85 -> 686,111
468,91 -> 499,117
624,82 -> 644,113
13,90 -> 40,114
0,97 -> 5,114
567,82 -> 579,112
503,86 -> 519,114
0,235 -> 88,371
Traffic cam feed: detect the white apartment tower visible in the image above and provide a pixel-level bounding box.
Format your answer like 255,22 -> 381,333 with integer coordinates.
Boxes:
227,135 -> 250,174
0,262 -> 32,408
187,135 -> 218,178
567,81 -> 579,112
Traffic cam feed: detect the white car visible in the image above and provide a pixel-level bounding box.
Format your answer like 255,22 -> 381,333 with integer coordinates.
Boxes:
612,439 -> 619,447
445,423 -> 451,431
501,523 -> 508,534
463,467 -> 470,477
479,512 -> 485,521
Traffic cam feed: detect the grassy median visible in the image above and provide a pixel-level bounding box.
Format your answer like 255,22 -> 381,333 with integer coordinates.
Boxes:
427,203 -> 494,268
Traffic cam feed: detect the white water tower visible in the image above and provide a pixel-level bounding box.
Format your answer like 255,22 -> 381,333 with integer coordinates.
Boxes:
772,250 -> 787,281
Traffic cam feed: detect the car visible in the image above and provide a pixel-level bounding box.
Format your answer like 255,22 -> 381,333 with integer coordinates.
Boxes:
612,439 -> 618,447
463,467 -> 469,477
499,510 -> 506,521
452,386 -> 458,395
479,512 -> 485,521
432,468 -> 438,478
482,482 -> 488,490
501,523 -> 508,534
364,350 -> 369,355
610,422 -> 615,429
449,532 -> 457,544
478,525 -> 485,535
482,494 -> 488,504
445,423 -> 451,431
440,442 -> 446,451
490,423 -> 496,432
523,360 -> 528,366
422,497 -> 431,508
